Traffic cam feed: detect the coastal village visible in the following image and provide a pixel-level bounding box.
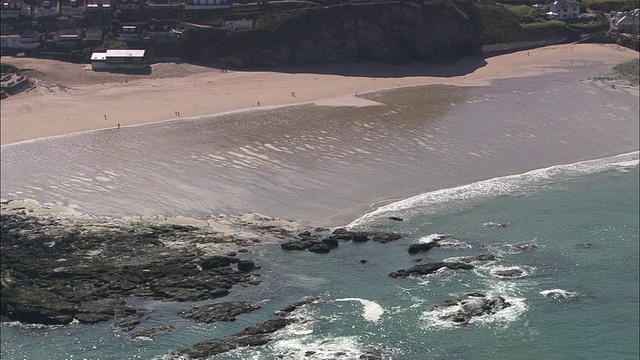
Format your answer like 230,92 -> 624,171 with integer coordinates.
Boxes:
1,0 -> 638,65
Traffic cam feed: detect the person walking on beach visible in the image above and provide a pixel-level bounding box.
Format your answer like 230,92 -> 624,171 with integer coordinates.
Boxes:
117,123 -> 120,129
104,115 -> 107,120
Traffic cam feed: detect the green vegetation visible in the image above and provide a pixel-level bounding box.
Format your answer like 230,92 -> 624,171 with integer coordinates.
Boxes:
478,2 -> 576,45
567,12 -> 609,33
505,4 -> 539,22
594,59 -> 640,85
581,0 -> 639,11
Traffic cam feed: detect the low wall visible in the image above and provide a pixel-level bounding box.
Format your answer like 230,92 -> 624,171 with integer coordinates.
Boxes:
482,38 -> 569,57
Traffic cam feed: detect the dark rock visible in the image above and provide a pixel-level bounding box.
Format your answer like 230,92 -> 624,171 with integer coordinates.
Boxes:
274,296 -> 320,316
178,301 -> 261,323
454,254 -> 497,263
492,268 -> 524,278
388,216 -> 404,221
225,251 -> 237,257
280,240 -> 313,251
113,312 -> 145,331
431,293 -> 512,326
368,232 -> 403,243
389,261 -> 474,278
307,242 -> 331,253
359,259 -> 368,264
237,260 -> 256,272
0,212 -> 260,325
130,325 -> 175,340
407,242 -> 438,254
321,237 -> 339,248
176,318 -> 292,358
200,255 -> 234,269
413,258 -> 423,262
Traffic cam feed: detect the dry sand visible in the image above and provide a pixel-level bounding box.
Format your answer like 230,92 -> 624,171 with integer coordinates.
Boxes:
1,43 -> 637,146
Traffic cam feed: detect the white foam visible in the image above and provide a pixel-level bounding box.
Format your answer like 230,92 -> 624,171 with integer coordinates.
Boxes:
348,151 -> 639,228
418,233 -> 449,243
334,298 -> 385,323
540,289 -> 579,299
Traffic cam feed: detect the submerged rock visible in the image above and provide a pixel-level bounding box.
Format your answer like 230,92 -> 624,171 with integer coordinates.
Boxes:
483,221 -> 506,228
407,242 -> 439,254
178,301 -> 261,323
432,292 -> 512,326
130,325 -> 175,340
389,261 -> 474,278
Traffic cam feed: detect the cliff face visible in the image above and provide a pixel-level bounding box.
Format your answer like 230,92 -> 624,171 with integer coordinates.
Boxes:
180,1 -> 482,67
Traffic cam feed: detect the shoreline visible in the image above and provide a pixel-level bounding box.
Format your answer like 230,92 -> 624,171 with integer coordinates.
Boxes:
1,43 -> 638,229
2,43 -> 637,146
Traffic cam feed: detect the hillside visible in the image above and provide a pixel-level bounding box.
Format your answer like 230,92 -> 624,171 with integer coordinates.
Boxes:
177,0 -> 482,67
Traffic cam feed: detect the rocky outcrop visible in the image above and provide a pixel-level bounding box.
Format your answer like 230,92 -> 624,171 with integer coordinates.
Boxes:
0,212 -> 260,325
180,0 -> 481,68
389,261 -> 474,278
431,292 -> 512,326
173,296 -> 320,358
280,228 -> 403,254
178,301 -> 261,323
131,325 -> 175,340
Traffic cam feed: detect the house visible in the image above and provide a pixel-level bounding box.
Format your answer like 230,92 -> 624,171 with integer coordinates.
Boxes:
1,0 -> 31,19
119,0 -> 143,12
0,35 -> 21,49
86,0 -> 109,12
145,19 -> 177,43
53,28 -> 81,48
0,30 -> 42,50
84,27 -> 103,42
20,29 -> 44,44
548,0 -> 579,19
59,0 -> 85,18
114,24 -> 141,42
224,19 -> 254,29
184,0 -> 230,10
33,0 -> 58,17
91,49 -> 148,70
616,9 -> 639,33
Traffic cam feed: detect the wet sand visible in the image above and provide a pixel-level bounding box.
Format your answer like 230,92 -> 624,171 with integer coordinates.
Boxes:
1,54 -> 638,227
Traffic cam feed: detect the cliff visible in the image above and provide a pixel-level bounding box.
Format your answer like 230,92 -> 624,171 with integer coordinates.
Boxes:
178,0 -> 482,67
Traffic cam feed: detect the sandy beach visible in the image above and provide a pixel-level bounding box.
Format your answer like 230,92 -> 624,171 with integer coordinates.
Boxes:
1,43 -> 638,227
1,43 -> 637,146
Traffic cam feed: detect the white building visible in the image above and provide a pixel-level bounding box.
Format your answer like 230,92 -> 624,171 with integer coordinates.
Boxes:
548,0 -> 579,19
91,49 -> 148,70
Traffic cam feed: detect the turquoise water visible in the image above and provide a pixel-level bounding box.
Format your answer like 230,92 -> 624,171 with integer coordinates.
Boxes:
2,154 -> 638,359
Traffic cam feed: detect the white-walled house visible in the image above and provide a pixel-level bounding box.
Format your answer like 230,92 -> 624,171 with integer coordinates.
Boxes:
548,0 -> 579,19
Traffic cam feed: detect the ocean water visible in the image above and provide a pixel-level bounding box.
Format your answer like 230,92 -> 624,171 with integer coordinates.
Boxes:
2,154 -> 638,360
1,62 -> 639,359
